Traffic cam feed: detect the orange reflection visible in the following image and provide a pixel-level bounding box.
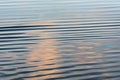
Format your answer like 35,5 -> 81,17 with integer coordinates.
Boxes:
26,30 -> 61,80
27,21 -> 56,25
75,41 -> 103,63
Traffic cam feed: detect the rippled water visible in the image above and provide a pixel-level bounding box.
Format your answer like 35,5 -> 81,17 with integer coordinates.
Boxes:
0,0 -> 120,80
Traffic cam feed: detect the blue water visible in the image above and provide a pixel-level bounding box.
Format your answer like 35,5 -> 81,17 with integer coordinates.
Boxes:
0,0 -> 120,80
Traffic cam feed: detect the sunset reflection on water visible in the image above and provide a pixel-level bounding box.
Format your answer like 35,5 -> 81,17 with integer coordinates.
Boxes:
26,29 -> 61,80
0,0 -> 120,80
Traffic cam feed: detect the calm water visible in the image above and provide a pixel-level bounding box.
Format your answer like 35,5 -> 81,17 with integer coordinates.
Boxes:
0,0 -> 120,80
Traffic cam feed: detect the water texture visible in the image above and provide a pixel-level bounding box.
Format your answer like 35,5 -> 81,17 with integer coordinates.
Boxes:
0,0 -> 120,80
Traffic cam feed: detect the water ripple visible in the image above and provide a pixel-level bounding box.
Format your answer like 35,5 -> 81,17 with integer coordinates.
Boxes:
0,0 -> 120,80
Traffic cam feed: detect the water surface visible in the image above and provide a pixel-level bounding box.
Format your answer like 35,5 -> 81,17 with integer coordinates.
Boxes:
0,0 -> 120,80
